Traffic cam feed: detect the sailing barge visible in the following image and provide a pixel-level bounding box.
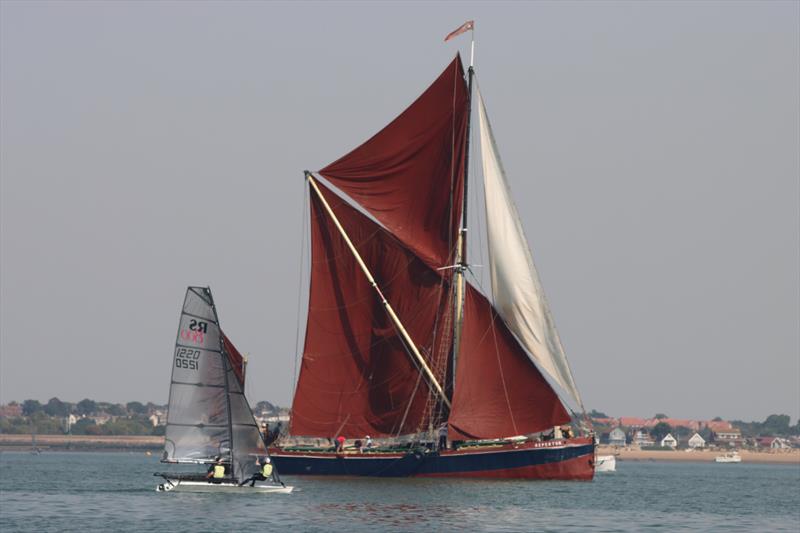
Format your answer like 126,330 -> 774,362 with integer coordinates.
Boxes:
270,41 -> 595,480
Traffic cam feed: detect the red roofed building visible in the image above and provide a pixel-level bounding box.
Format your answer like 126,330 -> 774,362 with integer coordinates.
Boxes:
644,418 -> 700,430
591,417 -> 618,427
705,420 -> 734,432
757,437 -> 791,450
619,417 -> 648,428
0,403 -> 22,418
660,419 -> 700,431
712,427 -> 742,446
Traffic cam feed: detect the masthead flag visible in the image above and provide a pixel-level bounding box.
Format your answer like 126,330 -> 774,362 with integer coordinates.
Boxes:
444,20 -> 474,42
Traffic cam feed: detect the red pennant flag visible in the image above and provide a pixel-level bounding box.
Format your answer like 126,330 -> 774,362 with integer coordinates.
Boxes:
444,20 -> 474,42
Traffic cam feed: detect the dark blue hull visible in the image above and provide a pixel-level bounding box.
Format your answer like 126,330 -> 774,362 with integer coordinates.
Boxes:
270,439 -> 595,480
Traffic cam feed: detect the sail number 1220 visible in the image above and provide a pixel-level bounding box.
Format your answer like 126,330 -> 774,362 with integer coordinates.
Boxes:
175,347 -> 201,370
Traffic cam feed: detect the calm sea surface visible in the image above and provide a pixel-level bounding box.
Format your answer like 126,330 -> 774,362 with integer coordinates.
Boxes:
0,451 -> 798,532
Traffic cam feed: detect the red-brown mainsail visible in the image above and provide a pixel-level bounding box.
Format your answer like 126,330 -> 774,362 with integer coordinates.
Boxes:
290,181 -> 452,438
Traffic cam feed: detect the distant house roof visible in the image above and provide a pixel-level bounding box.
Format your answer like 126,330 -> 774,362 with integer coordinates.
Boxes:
633,430 -> 655,445
757,437 -> 791,448
608,428 -> 626,444
656,418 -> 700,430
661,434 -> 677,447
619,417 -> 648,427
688,433 -> 706,446
705,420 -> 733,431
592,418 -> 618,427
714,428 -> 742,437
0,404 -> 22,417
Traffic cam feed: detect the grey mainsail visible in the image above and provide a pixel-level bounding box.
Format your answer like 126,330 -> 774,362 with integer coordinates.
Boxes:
163,286 -> 267,482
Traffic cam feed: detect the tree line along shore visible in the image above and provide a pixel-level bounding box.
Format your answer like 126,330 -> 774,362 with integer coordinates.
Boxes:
2,399 -> 798,458
1,435 -> 798,464
0,433 -> 163,451
0,398 -> 285,437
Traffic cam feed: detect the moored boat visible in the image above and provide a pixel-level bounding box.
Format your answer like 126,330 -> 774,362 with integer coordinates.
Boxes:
594,454 -> 617,473
715,452 -> 742,463
270,22 -> 594,480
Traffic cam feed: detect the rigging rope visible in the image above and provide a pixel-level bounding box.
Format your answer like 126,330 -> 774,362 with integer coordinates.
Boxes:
291,180 -> 309,403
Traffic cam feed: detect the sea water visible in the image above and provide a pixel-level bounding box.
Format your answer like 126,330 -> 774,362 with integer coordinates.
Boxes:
0,451 -> 798,532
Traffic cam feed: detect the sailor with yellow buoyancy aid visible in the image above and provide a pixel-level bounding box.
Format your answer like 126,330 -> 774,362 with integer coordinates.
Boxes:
206,456 -> 227,482
239,456 -> 276,487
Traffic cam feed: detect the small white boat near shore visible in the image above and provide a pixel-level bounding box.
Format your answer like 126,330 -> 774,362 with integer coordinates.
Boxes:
595,454 -> 617,472
715,452 -> 742,463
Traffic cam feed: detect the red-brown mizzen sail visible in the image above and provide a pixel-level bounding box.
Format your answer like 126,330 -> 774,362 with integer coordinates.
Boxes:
290,181 -> 453,438
319,55 -> 468,270
448,284 -> 570,440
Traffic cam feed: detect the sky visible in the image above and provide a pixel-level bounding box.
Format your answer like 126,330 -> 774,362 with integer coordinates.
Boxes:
1,1 -> 798,423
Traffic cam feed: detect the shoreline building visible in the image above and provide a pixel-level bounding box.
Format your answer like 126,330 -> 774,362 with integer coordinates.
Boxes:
661,433 -> 677,449
688,433 -> 706,449
609,428 -> 627,447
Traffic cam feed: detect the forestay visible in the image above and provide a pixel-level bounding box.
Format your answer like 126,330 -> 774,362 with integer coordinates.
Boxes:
163,287 -> 267,482
477,85 -> 583,409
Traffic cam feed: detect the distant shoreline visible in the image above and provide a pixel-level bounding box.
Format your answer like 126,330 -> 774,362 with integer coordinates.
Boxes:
0,434 -> 163,452
598,445 -> 800,465
1,436 -> 798,465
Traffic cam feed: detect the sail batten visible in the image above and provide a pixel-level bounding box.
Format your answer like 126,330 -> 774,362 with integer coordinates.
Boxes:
477,85 -> 584,409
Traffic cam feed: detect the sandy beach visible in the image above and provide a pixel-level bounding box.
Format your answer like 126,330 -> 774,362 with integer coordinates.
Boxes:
598,445 -> 800,465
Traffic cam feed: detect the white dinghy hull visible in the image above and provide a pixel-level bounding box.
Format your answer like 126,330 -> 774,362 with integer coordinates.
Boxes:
157,479 -> 293,493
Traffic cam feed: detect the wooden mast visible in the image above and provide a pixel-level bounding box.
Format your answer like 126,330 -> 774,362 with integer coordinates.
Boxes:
452,36 -> 475,390
306,171 -> 452,410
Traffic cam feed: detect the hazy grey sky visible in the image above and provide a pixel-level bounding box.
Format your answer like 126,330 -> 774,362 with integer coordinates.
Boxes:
1,1 -> 798,422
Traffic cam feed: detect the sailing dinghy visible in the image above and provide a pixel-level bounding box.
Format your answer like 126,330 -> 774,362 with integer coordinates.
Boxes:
270,26 -> 595,480
155,286 -> 293,493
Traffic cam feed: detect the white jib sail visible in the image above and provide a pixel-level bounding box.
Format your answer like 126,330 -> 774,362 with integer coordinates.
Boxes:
477,85 -> 583,409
